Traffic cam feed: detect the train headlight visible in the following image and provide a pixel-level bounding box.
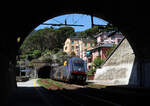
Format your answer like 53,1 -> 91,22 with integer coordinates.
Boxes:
64,61 -> 67,66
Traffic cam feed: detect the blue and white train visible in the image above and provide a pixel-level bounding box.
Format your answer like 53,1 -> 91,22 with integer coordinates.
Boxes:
50,57 -> 87,83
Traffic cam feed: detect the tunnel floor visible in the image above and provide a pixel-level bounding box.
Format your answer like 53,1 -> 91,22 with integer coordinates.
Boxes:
7,79 -> 150,106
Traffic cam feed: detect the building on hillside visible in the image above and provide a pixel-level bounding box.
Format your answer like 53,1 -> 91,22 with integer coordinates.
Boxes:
86,43 -> 113,70
63,37 -> 95,59
86,31 -> 124,70
95,31 -> 123,46
16,58 -> 31,77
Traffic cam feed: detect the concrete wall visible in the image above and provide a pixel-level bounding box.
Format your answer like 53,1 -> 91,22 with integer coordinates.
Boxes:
0,53 -> 17,105
139,62 -> 150,88
94,38 -> 139,86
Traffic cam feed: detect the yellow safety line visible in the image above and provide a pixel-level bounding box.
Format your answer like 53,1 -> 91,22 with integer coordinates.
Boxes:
33,79 -> 36,87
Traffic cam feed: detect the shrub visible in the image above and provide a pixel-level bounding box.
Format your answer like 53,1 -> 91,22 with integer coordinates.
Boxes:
93,57 -> 104,68
88,68 -> 96,75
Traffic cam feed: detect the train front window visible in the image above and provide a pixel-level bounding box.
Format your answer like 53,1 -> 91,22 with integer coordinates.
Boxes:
73,61 -> 85,72
74,63 -> 83,67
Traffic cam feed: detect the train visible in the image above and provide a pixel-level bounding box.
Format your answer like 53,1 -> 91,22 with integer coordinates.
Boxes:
50,57 -> 88,83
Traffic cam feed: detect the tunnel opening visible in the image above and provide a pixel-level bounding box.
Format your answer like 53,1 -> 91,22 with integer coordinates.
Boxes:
4,6 -> 150,106
38,66 -> 51,78
16,13 -> 129,87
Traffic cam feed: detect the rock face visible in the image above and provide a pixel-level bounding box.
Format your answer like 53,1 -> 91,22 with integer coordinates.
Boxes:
94,38 -> 138,85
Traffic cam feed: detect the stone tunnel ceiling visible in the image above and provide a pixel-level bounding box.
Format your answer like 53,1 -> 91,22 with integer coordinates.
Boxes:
3,3 -> 147,61
2,2 -> 150,105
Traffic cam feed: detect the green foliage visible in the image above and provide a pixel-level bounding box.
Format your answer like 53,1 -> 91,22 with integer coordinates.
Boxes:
93,57 -> 104,68
87,83 -> 106,89
33,50 -> 41,58
41,56 -> 52,63
28,62 -> 33,67
88,57 -> 104,75
79,26 -> 99,38
20,27 -> 75,61
79,24 -> 118,39
56,51 -> 67,56
20,55 -> 26,59
106,44 -> 116,57
55,27 -> 75,48
55,51 -> 68,63
102,24 -> 118,32
38,49 -> 54,63
25,50 -> 41,61
37,78 -> 64,89
20,27 -> 75,55
88,67 -> 96,75
41,49 -> 54,56
20,28 -> 54,54
70,51 -> 76,56
27,54 -> 34,61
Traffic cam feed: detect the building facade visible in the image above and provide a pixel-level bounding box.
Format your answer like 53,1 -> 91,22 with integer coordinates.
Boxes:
63,37 -> 95,59
86,31 -> 124,70
95,31 -> 123,46
86,44 -> 113,70
63,32 -> 124,71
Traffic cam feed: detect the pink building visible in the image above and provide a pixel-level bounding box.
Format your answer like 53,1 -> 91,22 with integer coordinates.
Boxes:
86,44 -> 113,70
86,31 -> 123,70
96,31 -> 123,46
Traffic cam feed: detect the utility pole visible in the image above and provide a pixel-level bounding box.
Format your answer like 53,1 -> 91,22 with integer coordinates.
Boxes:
91,14 -> 94,28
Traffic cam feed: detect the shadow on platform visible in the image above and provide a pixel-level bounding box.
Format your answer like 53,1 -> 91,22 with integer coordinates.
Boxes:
7,86 -> 150,106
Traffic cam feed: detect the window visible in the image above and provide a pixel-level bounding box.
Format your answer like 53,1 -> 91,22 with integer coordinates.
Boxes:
117,39 -> 121,43
76,46 -> 79,49
65,47 -> 67,50
72,46 -> 74,50
72,40 -> 74,44
74,63 -> 83,67
85,42 -> 87,47
90,43 -> 93,47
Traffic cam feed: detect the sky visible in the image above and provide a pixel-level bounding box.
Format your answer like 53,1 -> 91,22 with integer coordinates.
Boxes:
35,14 -> 108,32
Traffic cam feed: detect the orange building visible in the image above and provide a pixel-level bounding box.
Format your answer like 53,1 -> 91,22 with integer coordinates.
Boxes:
63,37 -> 95,58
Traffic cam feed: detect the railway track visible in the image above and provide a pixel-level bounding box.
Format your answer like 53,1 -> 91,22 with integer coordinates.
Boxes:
37,80 -> 122,106
61,89 -> 122,106
37,86 -> 122,106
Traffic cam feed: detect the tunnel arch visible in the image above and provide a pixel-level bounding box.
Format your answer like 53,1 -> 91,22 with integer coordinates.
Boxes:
37,66 -> 51,78
5,4 -> 150,105
17,8 -> 139,85
19,11 -> 136,86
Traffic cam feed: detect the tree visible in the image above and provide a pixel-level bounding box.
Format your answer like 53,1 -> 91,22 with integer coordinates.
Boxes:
38,49 -> 54,63
32,50 -> 41,58
70,51 -> 76,56
20,27 -> 75,51
79,26 -> 99,38
26,50 -> 41,61
20,28 -> 52,53
55,27 -> 75,48
52,51 -> 69,64
93,57 -> 104,68
88,67 -> 96,75
20,27 -> 75,60
88,57 -> 104,75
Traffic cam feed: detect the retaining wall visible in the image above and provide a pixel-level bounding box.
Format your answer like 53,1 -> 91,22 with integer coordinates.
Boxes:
94,38 -> 139,86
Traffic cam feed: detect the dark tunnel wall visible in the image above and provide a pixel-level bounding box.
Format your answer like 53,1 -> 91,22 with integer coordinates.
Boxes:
1,2 -> 150,105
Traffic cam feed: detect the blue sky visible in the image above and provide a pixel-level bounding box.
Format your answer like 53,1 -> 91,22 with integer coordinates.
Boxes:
35,14 -> 108,32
